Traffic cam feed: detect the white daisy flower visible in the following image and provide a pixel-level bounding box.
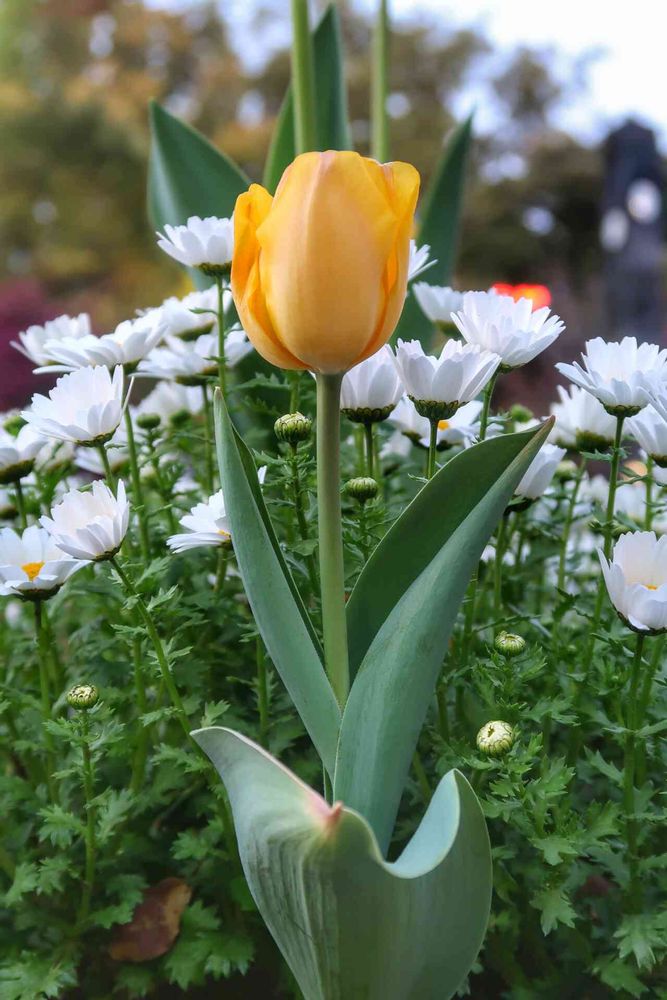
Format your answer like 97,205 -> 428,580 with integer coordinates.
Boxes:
0,425 -> 44,484
413,284 -> 464,326
627,406 -> 667,465
0,524 -> 88,599
11,313 -> 92,367
74,425 -> 128,476
167,469 -> 266,553
393,338 -> 501,418
407,241 -> 436,282
555,337 -> 667,417
599,530 -> 667,633
549,384 -> 617,450
138,327 -> 251,385
132,382 -> 203,425
156,215 -> 234,275
514,443 -> 566,500
142,288 -> 224,341
22,366 -> 125,447
36,314 -> 165,373
452,291 -> 564,369
41,479 -> 130,562
340,346 -> 403,421
386,395 -> 430,442
417,399 -> 483,449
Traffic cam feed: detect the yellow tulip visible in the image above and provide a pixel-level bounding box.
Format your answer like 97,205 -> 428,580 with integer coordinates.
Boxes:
231,150 -> 420,374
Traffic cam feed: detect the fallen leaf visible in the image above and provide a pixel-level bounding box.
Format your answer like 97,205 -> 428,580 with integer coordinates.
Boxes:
109,877 -> 192,962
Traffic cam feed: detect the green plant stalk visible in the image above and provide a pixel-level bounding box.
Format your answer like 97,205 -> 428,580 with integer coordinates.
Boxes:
290,0 -> 317,154
123,406 -> 151,562
426,418 -> 438,479
644,456 -> 654,530
288,371 -> 301,412
289,443 -> 319,592
201,383 -> 215,494
14,478 -> 28,530
479,372 -> 499,441
636,633 -> 662,786
256,637 -> 269,747
316,373 -> 349,707
623,631 -> 645,912
371,0 -> 390,162
556,459 -> 586,592
76,708 -> 97,927
130,636 -> 150,794
216,275 -> 226,396
493,514 -> 508,617
214,547 -> 228,593
604,415 -> 625,560
34,600 -> 57,803
364,421 -> 376,479
97,443 -> 116,490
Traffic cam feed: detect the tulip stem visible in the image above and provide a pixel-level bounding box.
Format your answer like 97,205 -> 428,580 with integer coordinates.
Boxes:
371,0 -> 390,162
216,276 -> 226,397
426,419 -> 438,479
290,0 -> 317,153
623,631 -> 645,912
316,373 -> 350,707
123,407 -> 151,563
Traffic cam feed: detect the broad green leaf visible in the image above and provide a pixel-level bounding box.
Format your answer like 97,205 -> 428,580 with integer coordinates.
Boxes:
213,392 -> 340,775
347,422 -> 552,677
395,114 -> 473,346
193,727 -> 492,1000
263,5 -> 351,193
148,101 -> 249,289
337,421 -> 553,853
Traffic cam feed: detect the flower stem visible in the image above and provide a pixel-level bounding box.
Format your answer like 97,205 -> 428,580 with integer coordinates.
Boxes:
76,708 -> 97,926
623,631 -> 645,912
123,407 -> 150,562
493,514 -> 508,617
288,371 -> 301,412
130,636 -> 149,794
216,276 -> 226,397
33,600 -> 56,803
364,422 -> 376,479
604,415 -> 625,560
316,373 -> 349,707
14,479 -> 28,530
479,372 -> 499,441
256,637 -> 269,747
290,0 -> 317,153
371,0 -> 390,162
201,383 -> 214,494
427,418 -> 438,479
644,457 -> 654,530
557,459 -> 585,593
289,443 -> 319,592
97,444 -> 116,490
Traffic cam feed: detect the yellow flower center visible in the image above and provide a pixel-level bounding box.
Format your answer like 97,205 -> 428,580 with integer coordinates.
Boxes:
21,561 -> 45,581
217,529 -> 230,539
644,584 -> 658,591
437,419 -> 450,431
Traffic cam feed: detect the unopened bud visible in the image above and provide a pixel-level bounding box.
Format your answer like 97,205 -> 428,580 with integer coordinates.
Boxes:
345,477 -> 379,503
274,412 -> 312,445
3,415 -> 26,437
555,460 -> 578,482
476,720 -> 515,756
509,404 -> 533,425
494,631 -> 526,657
136,412 -> 161,431
66,684 -> 99,710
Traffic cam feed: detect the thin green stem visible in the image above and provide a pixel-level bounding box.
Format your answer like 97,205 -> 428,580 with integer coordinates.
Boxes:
557,460 -> 586,592
34,601 -> 56,803
316,373 -> 349,707
494,515 -> 508,617
256,637 -> 269,747
426,419 -> 438,479
289,371 -> 301,412
364,421 -> 376,480
436,683 -> 450,742
130,637 -> 149,794
14,479 -> 28,530
201,383 -> 214,494
479,372 -> 499,441
76,710 -> 97,926
289,444 -> 319,592
290,0 -> 317,153
123,407 -> 150,562
371,0 -> 390,162
623,631 -> 645,912
604,416 -> 625,560
97,443 -> 116,491
644,457 -> 654,530
216,276 -> 226,397
214,547 -> 229,593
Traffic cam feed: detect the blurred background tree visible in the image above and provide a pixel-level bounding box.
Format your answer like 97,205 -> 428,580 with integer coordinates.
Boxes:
0,0 -> 610,406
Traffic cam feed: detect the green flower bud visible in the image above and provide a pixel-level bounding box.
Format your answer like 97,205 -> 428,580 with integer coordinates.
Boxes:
494,631 -> 526,657
575,430 -> 613,454
3,415 -> 27,437
136,412 -> 161,431
555,460 -> 578,482
341,404 -> 396,425
274,412 -> 312,445
509,404 -> 533,425
476,720 -> 515,757
345,477 -> 379,503
409,397 -> 459,422
170,408 -> 192,428
66,684 -> 99,710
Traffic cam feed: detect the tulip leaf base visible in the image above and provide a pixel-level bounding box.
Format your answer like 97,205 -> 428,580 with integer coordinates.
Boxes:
193,726 -> 492,1000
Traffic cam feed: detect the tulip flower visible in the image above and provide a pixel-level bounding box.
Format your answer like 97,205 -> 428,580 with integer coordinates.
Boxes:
231,150 -> 419,374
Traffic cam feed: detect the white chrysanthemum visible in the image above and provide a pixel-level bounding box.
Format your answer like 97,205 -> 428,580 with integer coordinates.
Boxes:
22,366 -> 125,446
407,241 -> 435,282
138,328 -> 251,384
11,313 -> 91,367
156,216 -> 234,273
167,468 -> 266,553
223,327 -> 254,368
36,314 -> 165,373
394,338 -> 501,411
549,385 -> 617,450
0,524 -> 88,599
386,395 -> 429,441
143,288 -> 227,341
418,399 -> 483,449
0,425 -> 44,484
452,291 -> 564,368
75,425 -> 128,475
133,382 -> 203,424
340,347 -> 403,416
515,443 -> 566,500
555,337 -> 667,416
413,284 -> 464,325
628,405 -> 667,463
599,530 -> 667,632
41,479 -> 130,561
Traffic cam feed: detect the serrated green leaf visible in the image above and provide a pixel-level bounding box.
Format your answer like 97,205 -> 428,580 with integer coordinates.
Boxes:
593,956 -> 647,999
531,884 -> 576,935
194,727 -> 491,1000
